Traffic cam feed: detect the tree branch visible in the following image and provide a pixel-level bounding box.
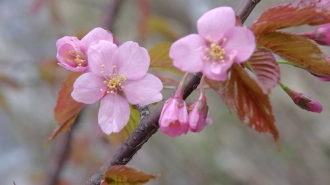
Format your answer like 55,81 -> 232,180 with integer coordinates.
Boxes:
45,113 -> 81,185
85,0 -> 261,184
101,0 -> 125,32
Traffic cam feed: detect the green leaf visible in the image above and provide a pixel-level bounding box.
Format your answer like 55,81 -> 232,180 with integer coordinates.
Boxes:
103,165 -> 157,185
107,105 -> 140,146
257,31 -> 330,76
146,16 -> 180,41
252,1 -> 330,35
149,43 -> 183,74
46,72 -> 84,146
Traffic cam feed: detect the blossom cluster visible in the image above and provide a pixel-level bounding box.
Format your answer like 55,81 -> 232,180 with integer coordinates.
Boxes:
56,28 -> 163,134
56,7 -> 257,138
158,7 -> 256,136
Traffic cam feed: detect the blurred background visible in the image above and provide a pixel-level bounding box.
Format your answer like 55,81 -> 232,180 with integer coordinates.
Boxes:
1,0 -> 330,184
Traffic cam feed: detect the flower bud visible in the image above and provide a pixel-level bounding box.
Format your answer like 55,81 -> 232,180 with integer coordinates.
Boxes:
159,73 -> 189,137
280,83 -> 322,113
188,93 -> 212,132
298,23 -> 330,46
159,97 -> 189,137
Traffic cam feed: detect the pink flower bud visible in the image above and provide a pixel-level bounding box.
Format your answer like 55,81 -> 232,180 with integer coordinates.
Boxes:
159,97 -> 189,137
281,84 -> 322,113
298,23 -> 330,46
188,93 -> 212,132
310,73 -> 330,82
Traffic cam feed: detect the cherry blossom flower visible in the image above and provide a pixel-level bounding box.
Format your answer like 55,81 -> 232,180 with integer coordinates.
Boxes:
159,76 -> 189,137
298,23 -> 330,46
169,7 -> 255,81
188,92 -> 212,132
71,40 -> 163,134
56,27 -> 113,72
318,0 -> 330,5
280,83 -> 322,113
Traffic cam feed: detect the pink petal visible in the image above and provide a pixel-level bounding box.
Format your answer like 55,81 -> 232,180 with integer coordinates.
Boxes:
81,27 -> 113,49
58,62 -> 87,72
197,7 -> 236,42
113,41 -> 149,80
56,36 -> 76,49
170,34 -> 205,72
88,40 -> 118,77
123,74 -> 163,105
98,94 -> 130,134
223,26 -> 256,63
71,73 -> 105,104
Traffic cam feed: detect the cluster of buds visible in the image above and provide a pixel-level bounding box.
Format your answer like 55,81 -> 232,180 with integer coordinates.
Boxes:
159,74 -> 212,137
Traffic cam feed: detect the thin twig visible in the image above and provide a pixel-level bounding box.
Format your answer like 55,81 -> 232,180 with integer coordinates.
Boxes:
101,0 -> 125,32
85,1 -> 261,184
45,113 -> 81,185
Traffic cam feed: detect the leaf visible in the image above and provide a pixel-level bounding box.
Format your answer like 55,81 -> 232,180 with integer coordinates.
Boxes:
257,31 -> 330,76
149,43 -> 183,74
103,165 -> 157,185
39,58 -> 67,86
154,74 -> 179,87
0,92 -> 9,113
107,105 -> 140,146
46,72 -> 84,145
145,16 -> 180,41
0,74 -> 20,90
247,48 -> 280,94
252,1 -> 330,35
206,64 -> 279,142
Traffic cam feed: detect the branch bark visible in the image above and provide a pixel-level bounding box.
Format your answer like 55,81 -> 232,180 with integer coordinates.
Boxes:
45,113 -> 81,185
85,0 -> 261,184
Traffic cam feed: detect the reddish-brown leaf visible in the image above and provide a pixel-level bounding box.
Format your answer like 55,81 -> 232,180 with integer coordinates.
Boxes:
0,74 -> 20,90
46,72 -> 84,145
103,165 -> 157,185
257,31 -> 330,76
248,48 -> 280,94
252,1 -> 330,35
39,58 -> 68,87
206,64 -> 279,142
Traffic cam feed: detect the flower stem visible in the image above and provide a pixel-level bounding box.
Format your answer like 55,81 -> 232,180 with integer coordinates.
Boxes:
277,60 -> 298,67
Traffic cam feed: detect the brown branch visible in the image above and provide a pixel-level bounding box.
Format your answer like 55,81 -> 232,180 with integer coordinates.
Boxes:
101,0 -> 125,33
85,1 -> 261,184
45,113 -> 81,185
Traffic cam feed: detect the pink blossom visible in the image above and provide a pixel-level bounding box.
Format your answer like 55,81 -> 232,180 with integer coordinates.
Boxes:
298,23 -> 330,46
310,73 -> 330,81
169,7 -> 255,81
318,0 -> 330,5
56,27 -> 113,72
281,83 -> 322,113
188,93 -> 212,132
71,40 -> 163,134
159,97 -> 189,137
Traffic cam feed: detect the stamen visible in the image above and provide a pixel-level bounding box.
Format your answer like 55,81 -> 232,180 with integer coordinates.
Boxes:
100,65 -> 127,94
204,42 -> 227,64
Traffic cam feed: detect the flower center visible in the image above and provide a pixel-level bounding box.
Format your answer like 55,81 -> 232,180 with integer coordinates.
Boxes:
204,43 -> 226,63
100,65 -> 126,94
64,50 -> 87,68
